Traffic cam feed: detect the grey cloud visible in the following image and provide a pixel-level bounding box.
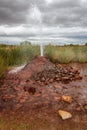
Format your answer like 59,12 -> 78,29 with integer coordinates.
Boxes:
0,0 -> 45,25
0,33 -> 36,38
0,0 -> 87,44
38,0 -> 87,27
51,0 -> 80,8
0,0 -> 87,27
0,0 -> 29,25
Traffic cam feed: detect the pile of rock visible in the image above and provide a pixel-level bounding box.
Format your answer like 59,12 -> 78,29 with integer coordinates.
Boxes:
32,64 -> 82,85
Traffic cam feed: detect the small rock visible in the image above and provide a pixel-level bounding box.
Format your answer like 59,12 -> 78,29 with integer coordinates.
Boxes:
54,97 -> 60,101
62,77 -> 69,80
15,104 -> 22,110
56,78 -> 60,81
75,75 -> 82,80
34,93 -> 41,97
58,110 -> 72,120
55,75 -> 58,78
41,77 -> 45,82
13,86 -> 20,91
2,95 -> 12,102
62,95 -> 72,103
49,78 -> 53,83
37,81 -> 42,84
19,98 -> 26,103
75,106 -> 81,111
84,105 -> 87,110
54,84 -> 61,89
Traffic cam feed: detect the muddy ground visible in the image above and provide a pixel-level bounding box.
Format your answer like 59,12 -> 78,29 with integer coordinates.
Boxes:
0,56 -> 87,130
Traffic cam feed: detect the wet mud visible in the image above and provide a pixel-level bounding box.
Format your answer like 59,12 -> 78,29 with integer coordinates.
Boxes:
0,56 -> 87,129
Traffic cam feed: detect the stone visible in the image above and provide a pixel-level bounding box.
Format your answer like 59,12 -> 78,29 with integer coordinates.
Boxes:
15,104 -> 22,110
62,77 -> 69,80
55,75 -> 58,78
19,98 -> 26,103
49,78 -> 53,83
13,86 -> 20,91
56,78 -> 60,81
62,95 -> 72,103
84,105 -> 87,110
75,75 -> 82,80
54,97 -> 60,101
58,110 -> 72,120
75,106 -> 81,111
32,61 -> 81,85
2,95 -> 12,102
41,77 -> 45,82
54,84 -> 61,89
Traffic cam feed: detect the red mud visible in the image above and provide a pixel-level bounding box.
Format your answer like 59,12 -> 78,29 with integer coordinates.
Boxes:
0,56 -> 87,128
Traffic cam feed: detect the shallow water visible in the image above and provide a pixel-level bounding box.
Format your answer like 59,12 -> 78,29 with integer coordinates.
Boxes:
63,63 -> 87,104
9,64 -> 26,74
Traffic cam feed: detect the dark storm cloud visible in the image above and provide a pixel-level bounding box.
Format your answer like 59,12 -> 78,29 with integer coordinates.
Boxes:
0,0 -> 28,25
39,0 -> 87,27
0,0 -> 87,27
0,0 -> 45,25
0,0 -> 87,44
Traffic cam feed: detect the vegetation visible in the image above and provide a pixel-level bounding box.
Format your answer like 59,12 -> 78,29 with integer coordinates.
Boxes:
0,43 -> 39,77
0,56 -> 6,77
45,45 -> 87,63
0,43 -> 87,77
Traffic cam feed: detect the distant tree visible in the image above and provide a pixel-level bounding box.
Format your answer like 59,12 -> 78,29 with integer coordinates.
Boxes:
0,44 -> 7,47
64,44 -> 67,46
20,41 -> 31,46
69,44 -> 73,46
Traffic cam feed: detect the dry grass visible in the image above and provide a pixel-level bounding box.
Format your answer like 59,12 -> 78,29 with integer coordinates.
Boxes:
0,44 -> 87,77
45,45 -> 87,63
0,56 -> 6,78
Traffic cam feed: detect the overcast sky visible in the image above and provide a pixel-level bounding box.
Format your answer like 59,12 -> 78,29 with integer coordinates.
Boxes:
0,0 -> 87,44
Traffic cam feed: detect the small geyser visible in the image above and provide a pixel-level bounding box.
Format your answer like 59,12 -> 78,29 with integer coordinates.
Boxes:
40,43 -> 44,56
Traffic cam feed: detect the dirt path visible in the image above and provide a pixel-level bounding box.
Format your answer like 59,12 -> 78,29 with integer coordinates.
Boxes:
0,57 -> 87,130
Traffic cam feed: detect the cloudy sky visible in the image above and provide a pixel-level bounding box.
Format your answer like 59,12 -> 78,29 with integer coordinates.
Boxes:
0,0 -> 87,44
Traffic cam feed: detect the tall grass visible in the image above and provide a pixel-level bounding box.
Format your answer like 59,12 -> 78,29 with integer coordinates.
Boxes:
20,44 -> 40,63
0,44 -> 40,78
0,44 -> 87,78
45,45 -> 87,63
0,44 -> 40,66
0,56 -> 6,78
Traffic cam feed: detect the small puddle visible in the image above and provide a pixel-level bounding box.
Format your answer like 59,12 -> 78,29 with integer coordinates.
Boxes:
63,63 -> 87,104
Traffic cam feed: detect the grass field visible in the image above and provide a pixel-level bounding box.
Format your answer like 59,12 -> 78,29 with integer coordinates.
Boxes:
0,44 -> 39,77
45,44 -> 87,63
0,43 -> 87,77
